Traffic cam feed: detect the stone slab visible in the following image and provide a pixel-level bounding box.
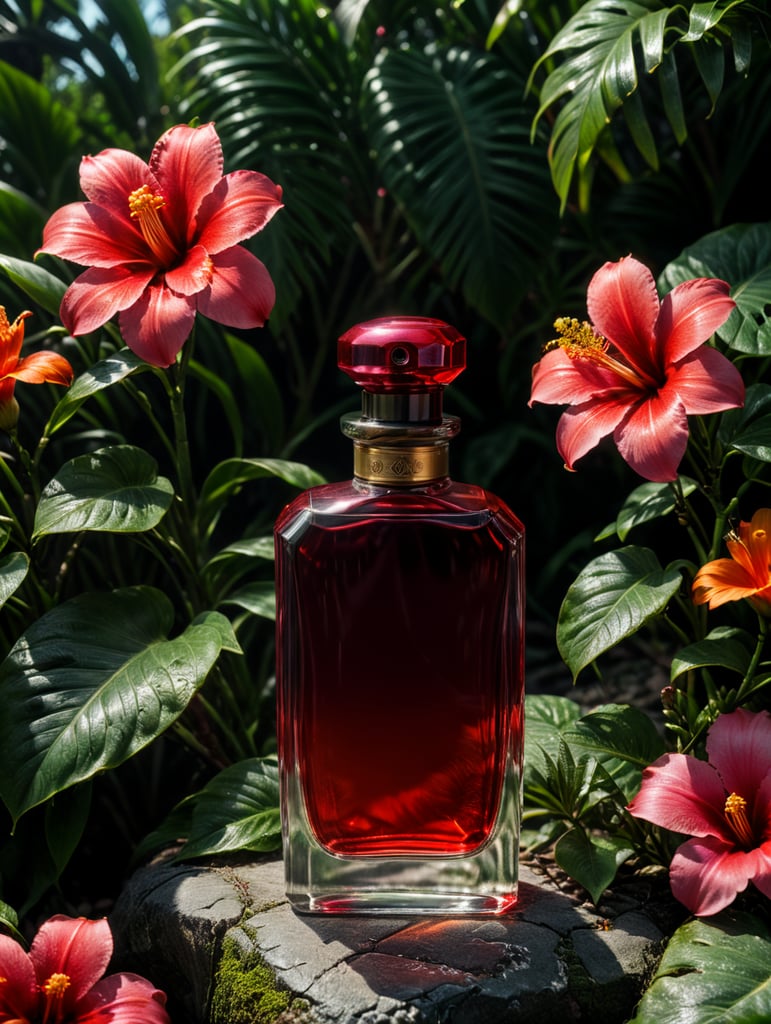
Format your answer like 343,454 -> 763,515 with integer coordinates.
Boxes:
110,855 -> 673,1024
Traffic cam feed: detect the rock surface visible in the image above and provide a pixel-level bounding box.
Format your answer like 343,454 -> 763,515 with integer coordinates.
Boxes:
110,854 -> 675,1024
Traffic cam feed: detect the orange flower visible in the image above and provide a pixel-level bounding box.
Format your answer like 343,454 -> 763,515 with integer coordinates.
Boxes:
0,306 -> 73,430
692,509 -> 771,616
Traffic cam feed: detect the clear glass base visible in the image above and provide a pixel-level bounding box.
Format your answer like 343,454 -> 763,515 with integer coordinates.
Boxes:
282,760 -> 520,916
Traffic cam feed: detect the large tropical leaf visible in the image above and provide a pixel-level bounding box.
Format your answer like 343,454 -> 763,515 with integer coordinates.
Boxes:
362,43 -> 558,328
659,221 -> 771,357
531,0 -> 759,209
171,0 -> 362,324
629,912 -> 771,1024
0,586 -> 240,822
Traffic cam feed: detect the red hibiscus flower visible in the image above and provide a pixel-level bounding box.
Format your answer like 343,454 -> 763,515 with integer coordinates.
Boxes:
627,708 -> 771,916
692,508 -> 771,616
0,306 -> 73,431
38,122 -> 283,368
0,914 -> 170,1023
529,255 -> 743,482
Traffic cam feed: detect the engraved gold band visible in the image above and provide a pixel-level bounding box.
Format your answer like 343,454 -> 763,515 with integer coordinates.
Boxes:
353,443 -> 448,484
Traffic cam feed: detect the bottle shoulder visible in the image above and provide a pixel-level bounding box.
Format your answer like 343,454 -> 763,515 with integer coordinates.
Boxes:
275,478 -> 524,534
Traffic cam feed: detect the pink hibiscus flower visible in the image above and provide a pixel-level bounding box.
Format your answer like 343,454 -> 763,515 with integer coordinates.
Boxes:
38,122 -> 283,368
529,255 -> 743,482
0,914 -> 170,1023
0,306 -> 73,431
627,708 -> 771,916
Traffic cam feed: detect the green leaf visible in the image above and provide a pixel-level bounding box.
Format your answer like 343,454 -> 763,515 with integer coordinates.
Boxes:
671,626 -> 754,682
659,223 -> 771,356
202,537 -> 275,595
629,911 -> 771,1024
555,827 -> 635,904
0,255 -> 67,315
0,551 -> 29,609
524,694 -> 582,783
611,477 -> 698,541
561,703 -> 665,799
557,546 -> 682,680
33,445 -> 174,538
198,457 -> 325,534
531,0 -> 675,208
45,349 -> 149,435
178,757 -> 281,859
363,44 -> 557,325
218,582 -> 276,621
0,587 -> 240,822
224,333 -> 285,453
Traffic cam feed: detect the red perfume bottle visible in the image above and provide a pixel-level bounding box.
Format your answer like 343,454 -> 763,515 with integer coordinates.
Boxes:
274,316 -> 524,914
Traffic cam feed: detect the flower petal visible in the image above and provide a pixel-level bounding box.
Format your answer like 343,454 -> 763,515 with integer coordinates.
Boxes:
692,556 -> 759,608
665,346 -> 745,415
669,836 -> 754,916
119,282 -> 196,367
165,244 -> 214,297
0,308 -> 31,374
613,386 -> 688,482
196,246 -> 276,329
554,397 -> 630,470
30,916 -> 112,1005
150,123 -> 224,247
39,202 -> 149,268
529,346 -> 625,407
10,351 -> 74,386
706,707 -> 771,798
627,752 -> 730,839
656,277 -> 735,363
79,148 -> 156,217
76,973 -> 170,1024
0,933 -> 37,1019
586,256 -> 661,382
60,266 -> 155,336
196,170 -> 283,253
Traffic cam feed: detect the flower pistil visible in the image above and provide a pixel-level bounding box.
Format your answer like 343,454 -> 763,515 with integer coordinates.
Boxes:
41,971 -> 71,1024
724,792 -> 755,849
128,184 -> 177,267
546,316 -> 654,390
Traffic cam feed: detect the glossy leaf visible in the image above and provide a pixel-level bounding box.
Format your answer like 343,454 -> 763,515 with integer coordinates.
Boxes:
363,44 -> 557,325
0,255 -> 67,316
198,457 -> 325,534
202,537 -> 275,595
719,382 -> 771,463
33,445 -> 174,537
598,478 -> 698,542
45,349 -> 149,435
629,912 -> 771,1024
0,587 -> 240,822
531,0 -> 756,209
557,546 -> 682,680
0,551 -> 29,610
555,827 -> 636,904
562,703 -> 665,800
524,693 -> 581,783
218,582 -> 276,622
179,757 -> 281,859
670,627 -> 754,682
659,222 -> 771,356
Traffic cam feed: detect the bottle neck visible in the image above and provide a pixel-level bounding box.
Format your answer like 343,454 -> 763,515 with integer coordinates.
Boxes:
341,410 -> 461,487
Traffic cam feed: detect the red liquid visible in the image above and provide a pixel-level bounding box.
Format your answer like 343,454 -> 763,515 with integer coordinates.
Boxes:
276,483 -> 523,858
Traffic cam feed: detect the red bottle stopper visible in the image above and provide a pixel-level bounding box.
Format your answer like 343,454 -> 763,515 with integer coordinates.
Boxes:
338,316 -> 466,392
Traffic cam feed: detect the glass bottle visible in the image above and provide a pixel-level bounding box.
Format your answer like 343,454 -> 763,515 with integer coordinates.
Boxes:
274,316 -> 525,914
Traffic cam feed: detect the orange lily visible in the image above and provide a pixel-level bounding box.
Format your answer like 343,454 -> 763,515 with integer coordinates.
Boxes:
0,306 -> 74,431
692,508 -> 771,616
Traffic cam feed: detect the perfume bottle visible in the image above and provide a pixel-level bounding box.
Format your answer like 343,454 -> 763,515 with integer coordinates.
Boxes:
274,316 -> 524,914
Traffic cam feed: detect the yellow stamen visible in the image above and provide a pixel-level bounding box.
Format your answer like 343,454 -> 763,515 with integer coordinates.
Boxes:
725,792 -> 755,848
128,184 -> 178,266
42,971 -> 71,1024
544,317 -> 651,390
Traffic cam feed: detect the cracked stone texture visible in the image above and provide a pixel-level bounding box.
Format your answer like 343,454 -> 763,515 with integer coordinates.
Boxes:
110,855 -> 670,1024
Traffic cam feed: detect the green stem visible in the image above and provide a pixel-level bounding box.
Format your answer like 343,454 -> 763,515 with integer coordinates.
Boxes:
736,614 -> 768,706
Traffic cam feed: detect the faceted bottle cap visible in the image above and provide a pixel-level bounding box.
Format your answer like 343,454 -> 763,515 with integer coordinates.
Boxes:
338,316 -> 466,391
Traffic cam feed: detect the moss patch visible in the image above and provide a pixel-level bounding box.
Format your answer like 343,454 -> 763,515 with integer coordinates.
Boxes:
210,932 -> 314,1024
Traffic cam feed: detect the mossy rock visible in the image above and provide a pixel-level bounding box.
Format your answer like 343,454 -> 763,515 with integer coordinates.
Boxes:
210,932 -> 315,1024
